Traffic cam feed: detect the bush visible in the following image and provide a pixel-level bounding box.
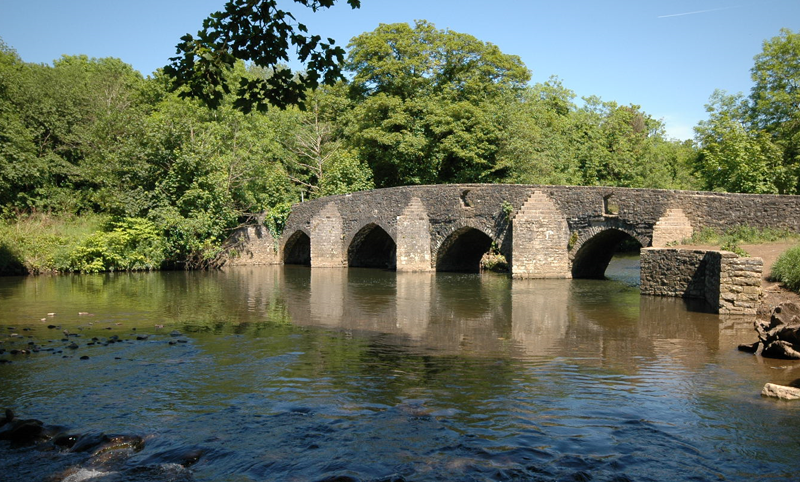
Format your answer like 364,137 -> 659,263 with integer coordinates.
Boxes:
771,244 -> 800,292
67,217 -> 166,273
480,244 -> 508,272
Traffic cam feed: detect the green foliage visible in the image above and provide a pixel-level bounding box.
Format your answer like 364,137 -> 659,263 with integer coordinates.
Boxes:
694,29 -> 800,194
499,78 -> 700,189
345,20 -> 530,187
275,87 -> 373,198
319,148 -> 374,196
720,241 -> 749,257
0,213 -> 106,274
694,91 -> 788,193
67,218 -> 166,273
501,201 -> 514,221
264,202 -> 293,239
568,232 -> 579,250
771,244 -> 800,292
164,0 -> 361,112
480,244 -> 508,273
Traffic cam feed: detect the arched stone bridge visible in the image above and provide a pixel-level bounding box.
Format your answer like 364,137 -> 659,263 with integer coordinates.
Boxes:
247,184 -> 800,279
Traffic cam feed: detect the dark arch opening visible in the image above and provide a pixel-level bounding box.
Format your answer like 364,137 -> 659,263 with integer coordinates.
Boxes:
283,231 -> 311,266
436,227 -> 494,273
571,229 -> 642,279
348,224 -> 397,270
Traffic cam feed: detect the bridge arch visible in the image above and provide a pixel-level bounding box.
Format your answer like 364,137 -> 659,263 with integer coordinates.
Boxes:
436,224 -> 497,273
570,225 -> 648,279
348,222 -> 397,270
283,229 -> 311,266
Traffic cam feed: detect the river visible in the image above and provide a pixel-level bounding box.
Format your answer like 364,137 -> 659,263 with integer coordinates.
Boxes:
1,257 -> 798,481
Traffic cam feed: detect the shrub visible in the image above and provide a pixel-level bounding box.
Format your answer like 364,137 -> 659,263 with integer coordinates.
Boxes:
67,217 -> 166,273
771,244 -> 800,292
480,244 -> 508,272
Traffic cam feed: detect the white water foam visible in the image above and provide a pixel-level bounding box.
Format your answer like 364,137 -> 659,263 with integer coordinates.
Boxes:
61,468 -> 114,482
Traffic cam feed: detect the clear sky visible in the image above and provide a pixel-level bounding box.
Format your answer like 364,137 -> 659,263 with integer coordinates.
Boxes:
1,0 -> 798,140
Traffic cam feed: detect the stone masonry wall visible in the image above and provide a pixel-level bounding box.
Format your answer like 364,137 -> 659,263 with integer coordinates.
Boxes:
225,225 -> 278,266
396,197 -> 434,272
640,248 -> 709,299
512,191 -> 571,278
718,255 -> 763,314
640,248 -> 762,315
310,202 -> 346,267
651,208 -> 694,247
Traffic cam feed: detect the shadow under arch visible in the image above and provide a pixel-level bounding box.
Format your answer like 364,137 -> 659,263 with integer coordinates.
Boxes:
348,223 -> 397,270
571,228 -> 644,279
436,227 -> 494,273
283,230 -> 311,266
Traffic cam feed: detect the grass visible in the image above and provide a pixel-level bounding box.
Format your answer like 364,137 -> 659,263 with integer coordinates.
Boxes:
0,212 -> 108,274
676,226 -> 800,257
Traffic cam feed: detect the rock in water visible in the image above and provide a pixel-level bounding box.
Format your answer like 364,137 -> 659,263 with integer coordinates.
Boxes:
762,383 -> 800,400
746,302 -> 800,359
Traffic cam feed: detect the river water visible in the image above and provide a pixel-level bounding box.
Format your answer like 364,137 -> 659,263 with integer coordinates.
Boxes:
0,258 -> 799,481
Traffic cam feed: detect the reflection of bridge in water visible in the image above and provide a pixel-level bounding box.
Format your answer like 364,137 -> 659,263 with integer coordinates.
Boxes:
230,266 -> 753,371
273,184 -> 800,279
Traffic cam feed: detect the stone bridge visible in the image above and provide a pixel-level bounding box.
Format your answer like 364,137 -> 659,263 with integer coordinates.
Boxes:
233,184 -> 800,280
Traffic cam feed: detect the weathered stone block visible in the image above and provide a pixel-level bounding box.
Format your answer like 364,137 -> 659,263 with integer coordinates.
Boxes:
762,383 -> 800,400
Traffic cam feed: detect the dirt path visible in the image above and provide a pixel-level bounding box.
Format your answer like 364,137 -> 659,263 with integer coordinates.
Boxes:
677,241 -> 800,316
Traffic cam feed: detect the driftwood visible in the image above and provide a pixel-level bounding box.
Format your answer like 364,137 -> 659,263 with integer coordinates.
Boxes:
739,302 -> 800,359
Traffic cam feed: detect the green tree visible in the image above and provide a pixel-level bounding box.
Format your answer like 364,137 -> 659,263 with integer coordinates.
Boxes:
0,48 -> 149,212
694,29 -> 800,194
496,78 -> 583,185
750,28 -> 800,192
165,0 -> 360,112
694,90 -> 786,193
500,80 -> 698,190
345,20 -> 530,187
139,86 -> 296,267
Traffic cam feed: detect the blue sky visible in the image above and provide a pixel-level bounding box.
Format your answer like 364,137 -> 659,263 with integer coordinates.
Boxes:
1,0 -> 798,140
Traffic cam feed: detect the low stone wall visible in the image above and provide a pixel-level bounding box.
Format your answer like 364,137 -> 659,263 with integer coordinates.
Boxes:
640,248 -> 762,315
224,225 -> 279,266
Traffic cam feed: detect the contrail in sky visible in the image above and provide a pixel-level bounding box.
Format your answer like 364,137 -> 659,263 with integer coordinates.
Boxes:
657,7 -> 738,18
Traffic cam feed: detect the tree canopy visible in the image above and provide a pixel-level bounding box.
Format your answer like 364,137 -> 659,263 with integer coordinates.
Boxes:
694,28 -> 800,194
344,20 -> 531,187
164,0 -> 360,112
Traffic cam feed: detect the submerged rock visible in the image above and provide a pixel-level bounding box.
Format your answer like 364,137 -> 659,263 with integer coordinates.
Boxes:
0,418 -> 45,444
1,408 -> 14,426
